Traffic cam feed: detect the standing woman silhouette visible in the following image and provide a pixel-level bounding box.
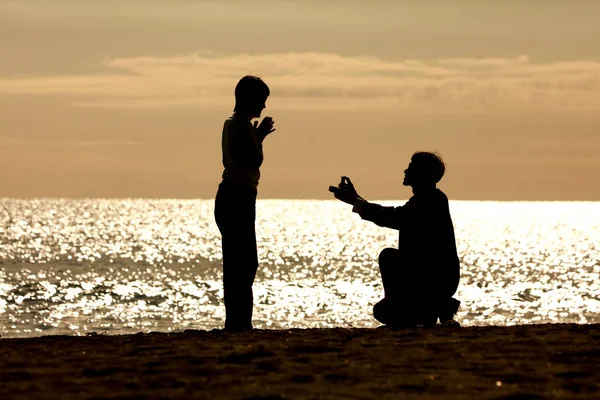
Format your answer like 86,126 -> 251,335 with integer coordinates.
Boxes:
214,76 -> 276,332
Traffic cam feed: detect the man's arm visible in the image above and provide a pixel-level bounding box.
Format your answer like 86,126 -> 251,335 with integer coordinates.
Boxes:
331,176 -> 406,230
227,119 -> 263,169
352,198 -> 405,230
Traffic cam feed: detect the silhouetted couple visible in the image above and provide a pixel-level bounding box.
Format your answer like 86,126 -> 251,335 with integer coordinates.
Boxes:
215,75 -> 460,332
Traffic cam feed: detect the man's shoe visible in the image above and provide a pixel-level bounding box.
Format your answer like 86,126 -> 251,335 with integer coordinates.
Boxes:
438,297 -> 460,326
439,319 -> 461,328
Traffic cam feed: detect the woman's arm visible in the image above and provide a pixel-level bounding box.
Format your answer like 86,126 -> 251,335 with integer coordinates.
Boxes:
226,118 -> 263,169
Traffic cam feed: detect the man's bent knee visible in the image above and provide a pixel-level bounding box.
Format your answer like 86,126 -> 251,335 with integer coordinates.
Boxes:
378,248 -> 399,266
373,299 -> 390,325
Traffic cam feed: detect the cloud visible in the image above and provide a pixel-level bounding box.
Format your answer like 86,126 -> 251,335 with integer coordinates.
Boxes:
1,52 -> 599,112
455,155 -> 600,167
0,137 -> 144,148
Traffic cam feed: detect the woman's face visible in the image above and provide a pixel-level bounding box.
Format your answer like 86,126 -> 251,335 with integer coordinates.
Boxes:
249,97 -> 267,118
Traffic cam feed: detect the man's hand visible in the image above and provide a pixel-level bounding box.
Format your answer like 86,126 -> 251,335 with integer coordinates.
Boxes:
254,116 -> 276,139
333,176 -> 360,205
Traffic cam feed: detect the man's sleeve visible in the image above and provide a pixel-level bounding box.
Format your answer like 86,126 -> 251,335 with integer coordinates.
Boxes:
352,199 -> 405,230
226,119 -> 264,169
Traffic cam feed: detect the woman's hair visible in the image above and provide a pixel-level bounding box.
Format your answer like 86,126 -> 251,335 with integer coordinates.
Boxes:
412,151 -> 446,183
234,75 -> 270,112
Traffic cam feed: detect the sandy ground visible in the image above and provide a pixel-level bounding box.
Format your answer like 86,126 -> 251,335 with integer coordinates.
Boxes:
1,324 -> 599,399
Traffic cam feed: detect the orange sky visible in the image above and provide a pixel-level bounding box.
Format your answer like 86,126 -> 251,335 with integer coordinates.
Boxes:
1,1 -> 599,200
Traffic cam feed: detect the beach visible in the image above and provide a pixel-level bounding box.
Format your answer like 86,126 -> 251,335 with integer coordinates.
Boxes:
1,323 -> 599,399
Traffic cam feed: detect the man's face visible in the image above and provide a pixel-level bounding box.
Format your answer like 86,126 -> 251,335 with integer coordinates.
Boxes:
403,159 -> 425,186
402,161 -> 413,186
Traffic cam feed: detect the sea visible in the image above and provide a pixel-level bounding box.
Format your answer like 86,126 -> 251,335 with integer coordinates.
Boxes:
1,199 -> 599,338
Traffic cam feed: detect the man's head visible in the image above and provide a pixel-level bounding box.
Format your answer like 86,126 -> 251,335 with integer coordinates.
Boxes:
403,151 -> 446,187
234,75 -> 270,118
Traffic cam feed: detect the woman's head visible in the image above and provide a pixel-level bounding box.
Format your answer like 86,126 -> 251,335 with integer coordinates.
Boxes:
234,75 -> 270,118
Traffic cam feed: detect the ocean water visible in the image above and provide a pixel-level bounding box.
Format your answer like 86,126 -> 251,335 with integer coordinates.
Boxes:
0,199 -> 599,338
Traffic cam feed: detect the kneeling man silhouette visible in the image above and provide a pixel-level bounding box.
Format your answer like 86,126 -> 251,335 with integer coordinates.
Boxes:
330,151 -> 461,327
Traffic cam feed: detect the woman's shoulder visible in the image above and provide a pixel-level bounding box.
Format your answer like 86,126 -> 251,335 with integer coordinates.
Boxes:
224,114 -> 252,132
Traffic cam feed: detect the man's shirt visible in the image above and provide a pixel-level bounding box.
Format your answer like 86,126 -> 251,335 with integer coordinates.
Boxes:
353,188 -> 460,288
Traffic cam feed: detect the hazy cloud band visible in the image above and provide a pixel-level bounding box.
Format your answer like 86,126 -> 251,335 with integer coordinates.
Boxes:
1,53 -> 599,112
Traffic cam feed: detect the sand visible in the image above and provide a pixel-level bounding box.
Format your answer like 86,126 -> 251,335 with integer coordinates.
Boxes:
1,324 -> 599,399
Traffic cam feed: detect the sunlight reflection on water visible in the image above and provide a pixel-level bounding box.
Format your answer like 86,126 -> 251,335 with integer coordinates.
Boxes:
1,199 -> 599,338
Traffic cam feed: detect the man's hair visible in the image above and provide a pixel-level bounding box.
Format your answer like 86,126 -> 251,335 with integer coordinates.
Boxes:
412,151 -> 446,183
234,75 -> 270,111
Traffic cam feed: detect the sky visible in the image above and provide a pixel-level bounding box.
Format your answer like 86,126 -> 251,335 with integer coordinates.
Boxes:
1,0 -> 599,200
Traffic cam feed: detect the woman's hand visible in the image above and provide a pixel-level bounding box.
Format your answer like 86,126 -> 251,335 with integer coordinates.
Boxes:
254,116 -> 276,139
